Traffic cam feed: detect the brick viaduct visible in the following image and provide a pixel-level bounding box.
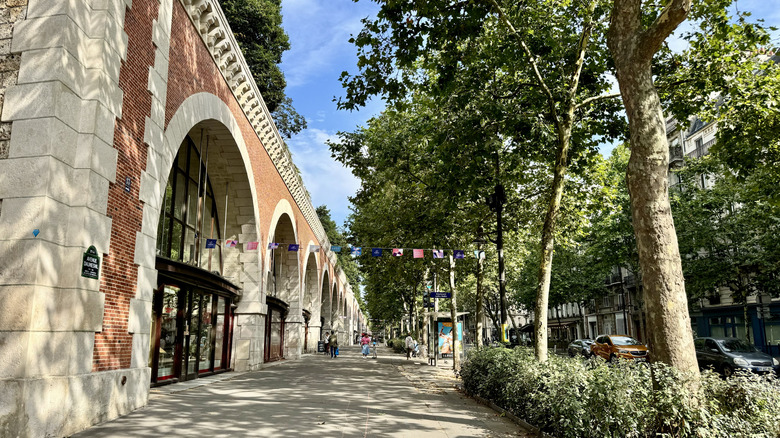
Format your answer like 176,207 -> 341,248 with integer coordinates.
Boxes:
0,1 -> 361,436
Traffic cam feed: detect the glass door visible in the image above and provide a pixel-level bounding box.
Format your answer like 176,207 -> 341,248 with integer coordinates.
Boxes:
150,285 -> 181,382
198,294 -> 214,373
184,292 -> 202,380
214,297 -> 225,370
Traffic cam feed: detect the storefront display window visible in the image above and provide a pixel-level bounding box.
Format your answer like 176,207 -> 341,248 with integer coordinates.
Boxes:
154,286 -> 180,381
149,136 -> 237,386
214,297 -> 225,369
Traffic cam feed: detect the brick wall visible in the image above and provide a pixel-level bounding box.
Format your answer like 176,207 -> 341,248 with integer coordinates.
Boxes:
92,0 -> 157,371
165,1 -> 318,290
90,0 -> 326,372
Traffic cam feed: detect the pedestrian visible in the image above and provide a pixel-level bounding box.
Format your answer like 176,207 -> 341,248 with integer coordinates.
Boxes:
329,331 -> 339,358
323,331 -> 330,355
360,333 -> 371,358
404,333 -> 415,360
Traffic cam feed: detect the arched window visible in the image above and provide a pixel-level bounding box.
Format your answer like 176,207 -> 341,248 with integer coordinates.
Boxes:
156,137 -> 222,270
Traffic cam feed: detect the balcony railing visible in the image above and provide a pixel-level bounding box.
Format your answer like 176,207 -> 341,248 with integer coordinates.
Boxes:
688,139 -> 715,159
669,146 -> 683,162
666,118 -> 678,134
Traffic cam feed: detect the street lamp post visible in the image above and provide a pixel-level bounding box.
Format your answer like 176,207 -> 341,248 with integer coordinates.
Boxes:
488,183 -> 508,340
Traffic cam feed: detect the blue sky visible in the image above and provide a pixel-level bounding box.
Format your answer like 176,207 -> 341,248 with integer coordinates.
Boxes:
279,0 -> 779,229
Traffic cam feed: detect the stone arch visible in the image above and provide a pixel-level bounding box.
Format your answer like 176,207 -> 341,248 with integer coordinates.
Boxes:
267,209 -> 302,359
331,283 -> 340,334
319,269 -> 331,340
301,246 -> 319,352
134,92 -> 264,373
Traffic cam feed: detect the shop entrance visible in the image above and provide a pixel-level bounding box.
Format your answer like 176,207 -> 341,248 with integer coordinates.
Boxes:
264,296 -> 289,362
149,260 -> 238,385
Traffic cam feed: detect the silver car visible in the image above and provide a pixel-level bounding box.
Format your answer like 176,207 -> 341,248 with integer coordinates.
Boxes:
567,339 -> 595,358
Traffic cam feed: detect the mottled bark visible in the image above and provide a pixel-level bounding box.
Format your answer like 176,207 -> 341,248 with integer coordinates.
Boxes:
534,128 -> 571,362
608,0 -> 698,374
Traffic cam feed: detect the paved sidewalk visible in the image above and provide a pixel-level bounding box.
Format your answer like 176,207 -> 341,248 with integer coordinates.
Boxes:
74,346 -> 534,437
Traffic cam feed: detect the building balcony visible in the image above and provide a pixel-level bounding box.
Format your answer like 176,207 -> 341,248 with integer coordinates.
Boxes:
669,146 -> 683,163
688,139 -> 715,159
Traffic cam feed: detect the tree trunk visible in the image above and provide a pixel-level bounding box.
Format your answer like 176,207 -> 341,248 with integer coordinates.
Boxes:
534,128 -> 571,362
608,0 -> 698,374
476,250 -> 485,347
449,254 -> 460,371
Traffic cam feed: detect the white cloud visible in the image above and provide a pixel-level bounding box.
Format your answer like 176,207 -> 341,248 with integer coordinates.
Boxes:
286,128 -> 361,226
281,0 -> 378,88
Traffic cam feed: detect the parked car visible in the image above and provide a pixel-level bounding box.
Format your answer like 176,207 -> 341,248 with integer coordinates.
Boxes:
567,339 -> 595,358
694,337 -> 779,377
591,335 -> 649,362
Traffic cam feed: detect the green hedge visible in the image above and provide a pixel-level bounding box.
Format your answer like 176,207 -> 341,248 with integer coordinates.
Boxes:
387,338 -> 407,353
460,346 -> 780,437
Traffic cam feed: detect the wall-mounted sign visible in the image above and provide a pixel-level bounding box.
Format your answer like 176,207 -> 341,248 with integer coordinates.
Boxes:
124,176 -> 132,193
81,246 -> 100,279
431,292 -> 452,299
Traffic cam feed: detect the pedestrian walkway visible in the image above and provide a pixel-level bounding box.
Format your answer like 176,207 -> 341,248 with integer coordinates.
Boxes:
75,345 -> 533,437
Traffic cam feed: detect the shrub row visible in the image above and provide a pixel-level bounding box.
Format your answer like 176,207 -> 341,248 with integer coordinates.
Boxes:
460,347 -> 780,437
386,338 -> 407,353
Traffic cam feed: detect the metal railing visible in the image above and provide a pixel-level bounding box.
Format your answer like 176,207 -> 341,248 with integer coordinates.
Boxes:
688,139 -> 715,159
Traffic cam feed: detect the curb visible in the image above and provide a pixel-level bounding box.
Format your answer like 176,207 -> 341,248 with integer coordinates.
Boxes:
454,383 -> 555,438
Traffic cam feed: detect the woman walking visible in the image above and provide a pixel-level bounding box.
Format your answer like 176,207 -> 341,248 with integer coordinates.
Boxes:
360,333 -> 371,358
329,332 -> 339,358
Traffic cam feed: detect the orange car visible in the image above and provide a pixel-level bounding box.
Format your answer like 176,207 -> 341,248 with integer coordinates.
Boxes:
591,335 -> 649,362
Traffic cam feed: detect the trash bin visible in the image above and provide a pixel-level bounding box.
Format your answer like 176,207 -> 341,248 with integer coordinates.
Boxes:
317,341 -> 325,353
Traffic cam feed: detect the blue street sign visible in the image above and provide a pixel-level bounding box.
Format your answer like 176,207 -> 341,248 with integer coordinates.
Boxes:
431,292 -> 452,299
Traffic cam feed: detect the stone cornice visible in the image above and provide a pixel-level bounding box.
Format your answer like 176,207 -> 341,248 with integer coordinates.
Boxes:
180,0 -> 332,253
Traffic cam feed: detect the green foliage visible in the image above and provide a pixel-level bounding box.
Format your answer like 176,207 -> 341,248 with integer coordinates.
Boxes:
316,205 -> 362,293
221,0 -> 306,137
657,2 -> 779,190
671,158 -> 780,303
386,338 -> 407,354
461,347 -> 780,437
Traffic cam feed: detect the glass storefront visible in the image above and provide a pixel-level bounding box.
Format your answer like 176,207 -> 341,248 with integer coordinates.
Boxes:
708,315 -> 748,339
264,298 -> 288,363
149,283 -> 233,385
149,136 -> 238,386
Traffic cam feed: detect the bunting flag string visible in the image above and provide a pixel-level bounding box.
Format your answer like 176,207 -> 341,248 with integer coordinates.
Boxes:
221,241 -> 483,261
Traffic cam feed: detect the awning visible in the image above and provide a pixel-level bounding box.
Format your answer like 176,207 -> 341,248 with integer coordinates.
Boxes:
519,324 -> 534,333
156,256 -> 240,296
547,321 -> 578,329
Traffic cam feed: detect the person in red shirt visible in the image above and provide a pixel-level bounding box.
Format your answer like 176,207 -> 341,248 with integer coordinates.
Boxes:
360,333 -> 371,358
